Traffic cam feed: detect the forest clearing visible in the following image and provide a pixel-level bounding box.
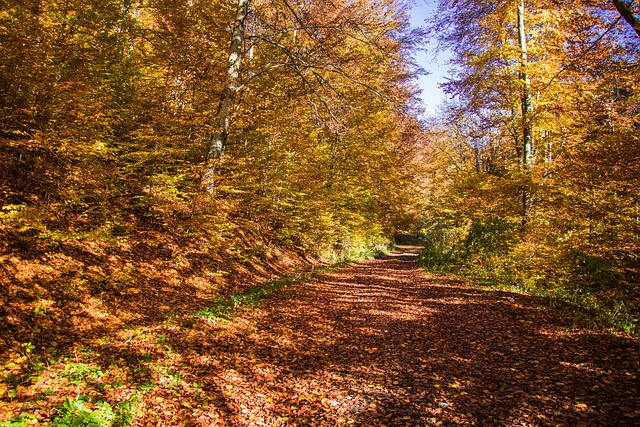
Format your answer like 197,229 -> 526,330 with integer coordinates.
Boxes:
1,0 -> 640,425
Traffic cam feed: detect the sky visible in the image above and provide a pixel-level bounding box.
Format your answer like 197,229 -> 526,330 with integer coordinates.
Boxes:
408,0 -> 450,116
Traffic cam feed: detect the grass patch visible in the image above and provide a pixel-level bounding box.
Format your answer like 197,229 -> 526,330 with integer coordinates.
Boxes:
538,286 -> 639,334
197,273 -> 310,321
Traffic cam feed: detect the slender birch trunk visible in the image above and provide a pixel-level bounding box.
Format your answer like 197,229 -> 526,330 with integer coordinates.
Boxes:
202,0 -> 251,193
517,0 -> 534,230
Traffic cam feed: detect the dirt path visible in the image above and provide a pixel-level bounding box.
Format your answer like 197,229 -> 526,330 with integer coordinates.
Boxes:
154,245 -> 639,426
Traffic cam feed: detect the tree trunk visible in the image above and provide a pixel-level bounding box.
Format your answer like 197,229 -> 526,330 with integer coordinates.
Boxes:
517,0 -> 534,230
612,0 -> 640,37
202,0 -> 251,193
517,0 -> 533,170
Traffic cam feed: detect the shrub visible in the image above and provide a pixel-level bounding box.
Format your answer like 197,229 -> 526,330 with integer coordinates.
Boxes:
417,225 -> 465,271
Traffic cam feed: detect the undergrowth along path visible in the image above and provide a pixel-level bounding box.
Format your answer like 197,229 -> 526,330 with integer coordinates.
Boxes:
181,245 -> 639,426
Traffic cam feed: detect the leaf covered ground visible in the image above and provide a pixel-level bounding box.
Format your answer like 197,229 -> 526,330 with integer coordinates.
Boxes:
1,246 -> 639,426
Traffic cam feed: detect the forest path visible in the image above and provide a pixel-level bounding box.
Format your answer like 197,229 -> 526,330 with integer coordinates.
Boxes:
170,246 -> 639,426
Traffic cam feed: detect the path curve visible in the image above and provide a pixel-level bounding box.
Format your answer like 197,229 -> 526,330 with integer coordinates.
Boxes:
169,246 -> 639,426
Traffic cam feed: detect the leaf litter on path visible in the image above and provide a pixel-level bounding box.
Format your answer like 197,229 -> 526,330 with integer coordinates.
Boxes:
169,246 -> 640,426
1,246 -> 639,426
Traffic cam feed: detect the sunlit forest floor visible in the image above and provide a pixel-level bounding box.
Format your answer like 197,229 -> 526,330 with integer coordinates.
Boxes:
1,246 -> 638,426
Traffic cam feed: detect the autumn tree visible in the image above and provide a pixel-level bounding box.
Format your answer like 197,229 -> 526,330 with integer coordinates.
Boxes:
1,0 -> 424,270
196,0 -> 421,193
421,0 -> 640,325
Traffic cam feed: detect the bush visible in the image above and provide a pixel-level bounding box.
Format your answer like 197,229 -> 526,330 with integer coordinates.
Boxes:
417,225 -> 464,271
569,250 -> 617,290
463,217 -> 518,259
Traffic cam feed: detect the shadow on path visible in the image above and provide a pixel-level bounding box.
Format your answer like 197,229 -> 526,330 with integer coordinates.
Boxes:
167,246 -> 639,426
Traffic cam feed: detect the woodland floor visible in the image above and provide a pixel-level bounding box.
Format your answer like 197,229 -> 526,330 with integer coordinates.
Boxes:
2,246 -> 640,426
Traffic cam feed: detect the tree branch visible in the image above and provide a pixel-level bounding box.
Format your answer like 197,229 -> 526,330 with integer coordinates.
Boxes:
612,0 -> 640,36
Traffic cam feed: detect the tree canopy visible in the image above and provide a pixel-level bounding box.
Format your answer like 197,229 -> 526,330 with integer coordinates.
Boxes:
0,0 -> 424,262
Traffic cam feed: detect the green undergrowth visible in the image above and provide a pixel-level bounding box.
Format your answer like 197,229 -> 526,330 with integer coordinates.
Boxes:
470,271 -> 639,335
49,394 -> 139,427
0,391 -> 139,427
416,220 -> 639,335
0,414 -> 37,427
419,258 -> 639,335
